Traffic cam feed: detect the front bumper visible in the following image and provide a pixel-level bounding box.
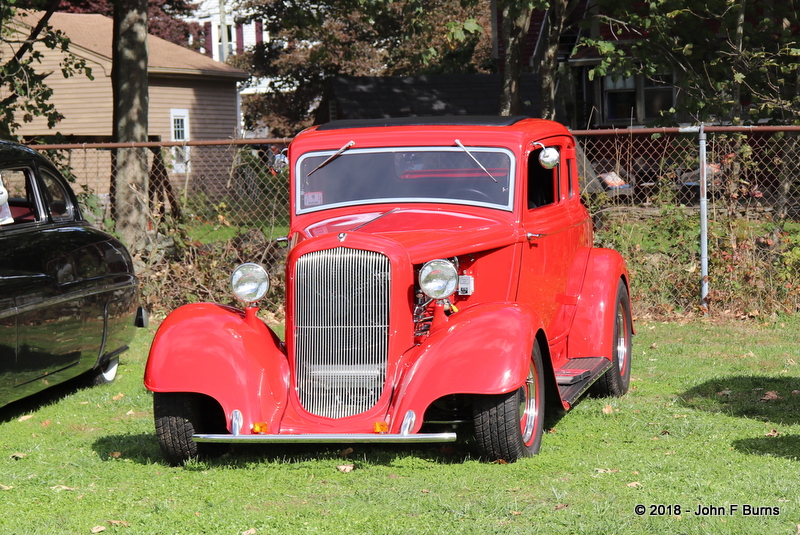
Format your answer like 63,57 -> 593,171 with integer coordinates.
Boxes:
192,409 -> 458,444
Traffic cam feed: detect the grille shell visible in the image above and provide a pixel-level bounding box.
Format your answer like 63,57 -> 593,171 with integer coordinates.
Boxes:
293,247 -> 391,418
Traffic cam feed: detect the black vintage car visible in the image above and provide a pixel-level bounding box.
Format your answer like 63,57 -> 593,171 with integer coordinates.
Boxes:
0,141 -> 145,407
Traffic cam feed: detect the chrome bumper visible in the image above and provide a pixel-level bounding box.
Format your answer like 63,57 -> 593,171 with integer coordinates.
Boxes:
193,432 -> 457,444
192,408 -> 457,444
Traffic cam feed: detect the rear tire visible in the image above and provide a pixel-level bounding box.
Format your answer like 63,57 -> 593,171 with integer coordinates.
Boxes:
472,340 -> 545,462
591,280 -> 632,397
153,392 -> 227,465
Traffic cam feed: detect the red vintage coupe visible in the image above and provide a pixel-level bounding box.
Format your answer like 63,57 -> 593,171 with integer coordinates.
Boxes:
145,116 -> 632,464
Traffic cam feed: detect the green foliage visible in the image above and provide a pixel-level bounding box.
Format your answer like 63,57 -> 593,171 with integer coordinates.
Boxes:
580,0 -> 800,124
234,0 -> 493,135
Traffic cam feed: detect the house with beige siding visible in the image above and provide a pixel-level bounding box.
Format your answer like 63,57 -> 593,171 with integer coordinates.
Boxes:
7,11 -> 248,198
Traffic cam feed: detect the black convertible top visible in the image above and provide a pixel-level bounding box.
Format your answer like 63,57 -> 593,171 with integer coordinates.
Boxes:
316,116 -> 529,131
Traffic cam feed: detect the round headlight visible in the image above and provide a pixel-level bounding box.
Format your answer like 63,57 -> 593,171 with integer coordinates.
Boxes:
419,259 -> 458,300
231,263 -> 270,303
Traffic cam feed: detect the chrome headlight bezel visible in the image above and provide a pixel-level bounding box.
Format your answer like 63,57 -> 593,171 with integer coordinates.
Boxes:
419,259 -> 458,300
231,263 -> 270,304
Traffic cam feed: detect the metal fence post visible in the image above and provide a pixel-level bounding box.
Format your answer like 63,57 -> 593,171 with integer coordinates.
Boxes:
698,124 -> 709,312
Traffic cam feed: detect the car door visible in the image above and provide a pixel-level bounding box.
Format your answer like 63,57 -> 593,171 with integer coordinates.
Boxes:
0,165 -> 86,391
516,136 -> 583,336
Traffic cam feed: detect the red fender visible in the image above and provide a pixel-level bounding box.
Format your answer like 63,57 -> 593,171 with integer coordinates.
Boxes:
144,303 -> 289,432
390,302 -> 542,433
567,248 -> 630,360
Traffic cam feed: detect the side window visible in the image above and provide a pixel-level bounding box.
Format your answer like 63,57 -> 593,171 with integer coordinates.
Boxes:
527,149 -> 559,209
566,158 -> 576,199
0,168 -> 41,226
40,170 -> 74,222
171,108 -> 190,174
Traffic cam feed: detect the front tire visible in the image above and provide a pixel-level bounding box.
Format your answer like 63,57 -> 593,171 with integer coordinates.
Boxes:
472,340 -> 545,462
85,357 -> 119,387
592,280 -> 632,397
153,392 -> 227,465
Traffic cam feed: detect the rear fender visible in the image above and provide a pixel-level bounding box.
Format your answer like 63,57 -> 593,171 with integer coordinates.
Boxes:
144,303 -> 289,432
568,249 -> 630,360
391,302 -> 543,433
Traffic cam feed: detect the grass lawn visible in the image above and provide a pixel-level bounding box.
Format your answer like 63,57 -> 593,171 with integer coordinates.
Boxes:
1,316 -> 800,534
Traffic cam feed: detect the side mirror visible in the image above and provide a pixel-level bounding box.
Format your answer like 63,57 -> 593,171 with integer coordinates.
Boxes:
538,147 -> 560,169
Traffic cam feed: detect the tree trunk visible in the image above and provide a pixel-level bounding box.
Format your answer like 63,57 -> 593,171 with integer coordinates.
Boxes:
111,0 -> 149,253
499,1 -> 536,116
539,0 -> 578,120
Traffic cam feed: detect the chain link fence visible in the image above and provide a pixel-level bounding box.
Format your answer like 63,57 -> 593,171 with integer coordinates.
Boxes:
32,126 -> 800,320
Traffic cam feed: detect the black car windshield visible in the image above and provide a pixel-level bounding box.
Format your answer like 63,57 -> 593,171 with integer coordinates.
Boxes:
295,147 -> 515,214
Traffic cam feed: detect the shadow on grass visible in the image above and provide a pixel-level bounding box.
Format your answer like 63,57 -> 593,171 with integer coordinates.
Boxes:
732,435 -> 800,461
0,373 -> 88,424
679,375 -> 800,426
91,434 -> 481,467
681,375 -> 800,461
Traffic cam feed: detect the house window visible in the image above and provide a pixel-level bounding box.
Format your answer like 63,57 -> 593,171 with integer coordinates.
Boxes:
218,23 -> 234,60
643,74 -> 674,120
602,74 -> 675,124
171,109 -> 190,174
603,75 -> 636,122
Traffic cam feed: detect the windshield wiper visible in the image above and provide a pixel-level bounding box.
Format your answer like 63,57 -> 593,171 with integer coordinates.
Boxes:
307,140 -> 355,177
454,139 -> 497,183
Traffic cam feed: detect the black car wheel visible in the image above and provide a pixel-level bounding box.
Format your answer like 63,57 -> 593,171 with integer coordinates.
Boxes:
591,280 -> 632,397
153,392 -> 227,465
472,340 -> 544,462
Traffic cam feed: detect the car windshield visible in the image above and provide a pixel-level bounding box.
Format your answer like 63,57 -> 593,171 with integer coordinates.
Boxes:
295,147 -> 515,214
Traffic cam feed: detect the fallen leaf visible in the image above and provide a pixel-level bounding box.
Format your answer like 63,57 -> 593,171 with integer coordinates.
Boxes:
627,481 -> 642,488
126,410 -> 135,415
107,520 -> 130,527
109,452 -> 122,459
421,489 -> 430,494
18,415 -> 34,422
717,389 -> 732,396
673,414 -> 687,418
50,485 -> 75,491
602,404 -> 613,415
0,484 -> 13,491
91,527 -> 106,533
554,504 -> 569,511
510,510 -> 522,515
112,392 -> 124,401
793,390 -> 800,395
41,420 -> 51,429
649,343 -> 658,349
765,429 -> 780,437
493,459 -> 509,464
594,468 -> 618,473
10,453 -> 26,460
242,529 -> 256,535
339,447 -> 353,458
336,464 -> 354,473
759,391 -> 781,402
79,401 -> 89,405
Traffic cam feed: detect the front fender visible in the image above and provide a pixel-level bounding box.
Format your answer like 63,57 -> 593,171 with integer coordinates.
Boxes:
391,302 -> 542,433
568,248 -> 630,360
144,303 -> 289,432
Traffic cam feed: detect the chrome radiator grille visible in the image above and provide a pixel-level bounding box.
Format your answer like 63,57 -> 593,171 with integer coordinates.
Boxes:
294,247 -> 391,418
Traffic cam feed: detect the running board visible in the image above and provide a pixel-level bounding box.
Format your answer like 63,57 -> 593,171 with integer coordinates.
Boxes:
555,357 -> 613,406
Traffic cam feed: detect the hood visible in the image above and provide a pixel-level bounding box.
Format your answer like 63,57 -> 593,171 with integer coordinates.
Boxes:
302,207 -> 519,263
